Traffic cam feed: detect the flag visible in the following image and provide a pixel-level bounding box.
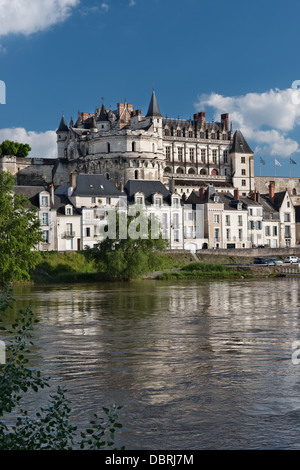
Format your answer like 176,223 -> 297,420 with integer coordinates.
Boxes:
275,159 -> 281,167
260,157 -> 265,165
290,158 -> 297,165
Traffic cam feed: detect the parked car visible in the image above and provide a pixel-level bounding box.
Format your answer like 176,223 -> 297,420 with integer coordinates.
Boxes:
284,256 -> 299,264
267,258 -> 283,265
254,257 -> 269,264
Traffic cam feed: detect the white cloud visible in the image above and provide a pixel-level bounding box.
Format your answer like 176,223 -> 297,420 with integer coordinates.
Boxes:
129,0 -> 136,6
0,0 -> 80,37
194,87 -> 300,158
101,2 -> 109,12
0,128 -> 57,158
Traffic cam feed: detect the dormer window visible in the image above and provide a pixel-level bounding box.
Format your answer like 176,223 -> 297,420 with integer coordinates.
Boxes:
173,198 -> 179,208
155,197 -> 162,207
65,206 -> 73,216
136,196 -> 144,205
41,195 -> 49,207
213,195 -> 219,203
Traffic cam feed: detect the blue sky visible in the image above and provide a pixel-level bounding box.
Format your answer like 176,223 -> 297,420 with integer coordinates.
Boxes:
1,0 -> 300,177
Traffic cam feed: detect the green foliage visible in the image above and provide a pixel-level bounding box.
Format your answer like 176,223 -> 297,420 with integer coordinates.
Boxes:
157,262 -> 251,280
85,209 -> 168,281
0,140 -> 31,158
0,172 -> 43,284
0,286 -> 124,450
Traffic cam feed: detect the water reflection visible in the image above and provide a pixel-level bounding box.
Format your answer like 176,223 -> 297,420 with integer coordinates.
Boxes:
10,278 -> 300,449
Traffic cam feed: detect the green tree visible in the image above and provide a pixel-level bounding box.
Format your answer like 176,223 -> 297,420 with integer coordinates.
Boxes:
86,207 -> 168,281
0,140 -> 31,158
0,286 -> 124,450
0,171 -> 42,284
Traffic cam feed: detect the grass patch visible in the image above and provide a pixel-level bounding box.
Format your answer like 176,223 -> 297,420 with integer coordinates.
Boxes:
157,262 -> 257,280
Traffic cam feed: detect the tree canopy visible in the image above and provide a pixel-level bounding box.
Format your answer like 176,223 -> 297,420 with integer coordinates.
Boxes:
0,171 -> 42,284
85,207 -> 168,281
0,140 -> 31,158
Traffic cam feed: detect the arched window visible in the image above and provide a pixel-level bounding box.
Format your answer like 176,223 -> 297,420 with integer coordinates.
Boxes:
200,168 -> 207,175
177,129 -> 181,137
164,167 -> 172,173
176,167 -> 184,174
165,128 -> 170,136
211,169 -> 218,176
188,168 -> 196,174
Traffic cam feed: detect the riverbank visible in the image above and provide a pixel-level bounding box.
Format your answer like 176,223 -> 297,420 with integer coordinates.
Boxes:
29,251 -> 287,284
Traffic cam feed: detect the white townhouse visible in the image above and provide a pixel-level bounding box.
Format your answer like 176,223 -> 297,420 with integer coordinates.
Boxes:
67,173 -> 124,249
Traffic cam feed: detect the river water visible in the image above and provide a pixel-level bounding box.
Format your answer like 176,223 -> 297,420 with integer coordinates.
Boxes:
8,277 -> 300,449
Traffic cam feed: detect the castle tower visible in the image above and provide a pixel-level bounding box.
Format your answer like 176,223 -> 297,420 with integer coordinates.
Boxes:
230,130 -> 254,196
56,115 -> 69,159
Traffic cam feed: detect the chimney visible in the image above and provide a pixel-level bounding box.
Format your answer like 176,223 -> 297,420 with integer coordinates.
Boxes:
199,186 -> 205,203
256,191 -> 260,203
71,172 -> 77,189
169,177 -> 175,194
269,181 -> 275,203
234,188 -> 239,201
221,113 -> 229,131
182,192 -> 187,202
49,184 -> 55,205
193,111 -> 206,128
117,103 -> 124,116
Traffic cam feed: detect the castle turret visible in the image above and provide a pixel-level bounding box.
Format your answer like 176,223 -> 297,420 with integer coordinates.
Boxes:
56,115 -> 69,159
230,130 -> 254,196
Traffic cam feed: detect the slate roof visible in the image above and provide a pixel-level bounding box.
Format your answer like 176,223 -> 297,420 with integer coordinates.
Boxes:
71,174 -> 123,197
230,130 -> 253,154
146,90 -> 162,118
124,179 -> 171,205
57,115 -> 69,133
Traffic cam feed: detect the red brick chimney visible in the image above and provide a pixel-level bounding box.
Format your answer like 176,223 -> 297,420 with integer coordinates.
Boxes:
234,188 -> 239,201
182,192 -> 187,202
193,112 -> 206,128
269,181 -> 275,203
199,187 -> 205,203
256,191 -> 260,203
221,113 -> 229,131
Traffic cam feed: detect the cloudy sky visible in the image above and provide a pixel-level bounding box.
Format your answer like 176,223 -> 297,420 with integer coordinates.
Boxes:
1,0 -> 300,176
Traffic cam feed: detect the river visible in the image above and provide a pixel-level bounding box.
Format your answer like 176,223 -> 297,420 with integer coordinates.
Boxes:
8,277 -> 300,450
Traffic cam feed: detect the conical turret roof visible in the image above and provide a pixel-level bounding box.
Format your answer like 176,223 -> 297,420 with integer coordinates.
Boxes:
57,114 -> 69,133
146,89 -> 162,117
230,130 -> 253,154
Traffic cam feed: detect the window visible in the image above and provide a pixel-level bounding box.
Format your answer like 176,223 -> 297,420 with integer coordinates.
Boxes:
106,197 -> 111,205
223,150 -> 228,163
162,213 -> 168,229
265,226 -> 271,236
178,147 -> 183,162
214,214 -> 220,224
107,142 -> 110,152
214,228 -> 219,242
225,215 -> 230,226
287,201 -> 290,208
155,197 -> 161,207
201,149 -> 206,163
42,231 -> 49,244
173,213 -> 179,229
188,130 -> 193,138
241,157 -> 246,163
241,169 -> 246,176
285,226 -> 291,238
41,196 -> 49,206
242,179 -> 246,186
66,206 -> 72,215
42,213 -> 48,225
200,132 -> 205,139
212,149 -> 217,163
86,227 -> 91,237
238,229 -> 243,241
284,213 -> 290,222
249,208 -> 253,216
238,215 -> 242,226
226,229 -> 230,240
173,198 -> 179,208
211,133 -> 215,140
166,147 -> 171,161
165,128 -> 170,136
189,148 -> 194,162
91,197 -> 96,204
174,230 -> 180,242
136,196 -> 143,205
132,142 -> 136,152
177,129 -> 181,137
273,226 -> 277,236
